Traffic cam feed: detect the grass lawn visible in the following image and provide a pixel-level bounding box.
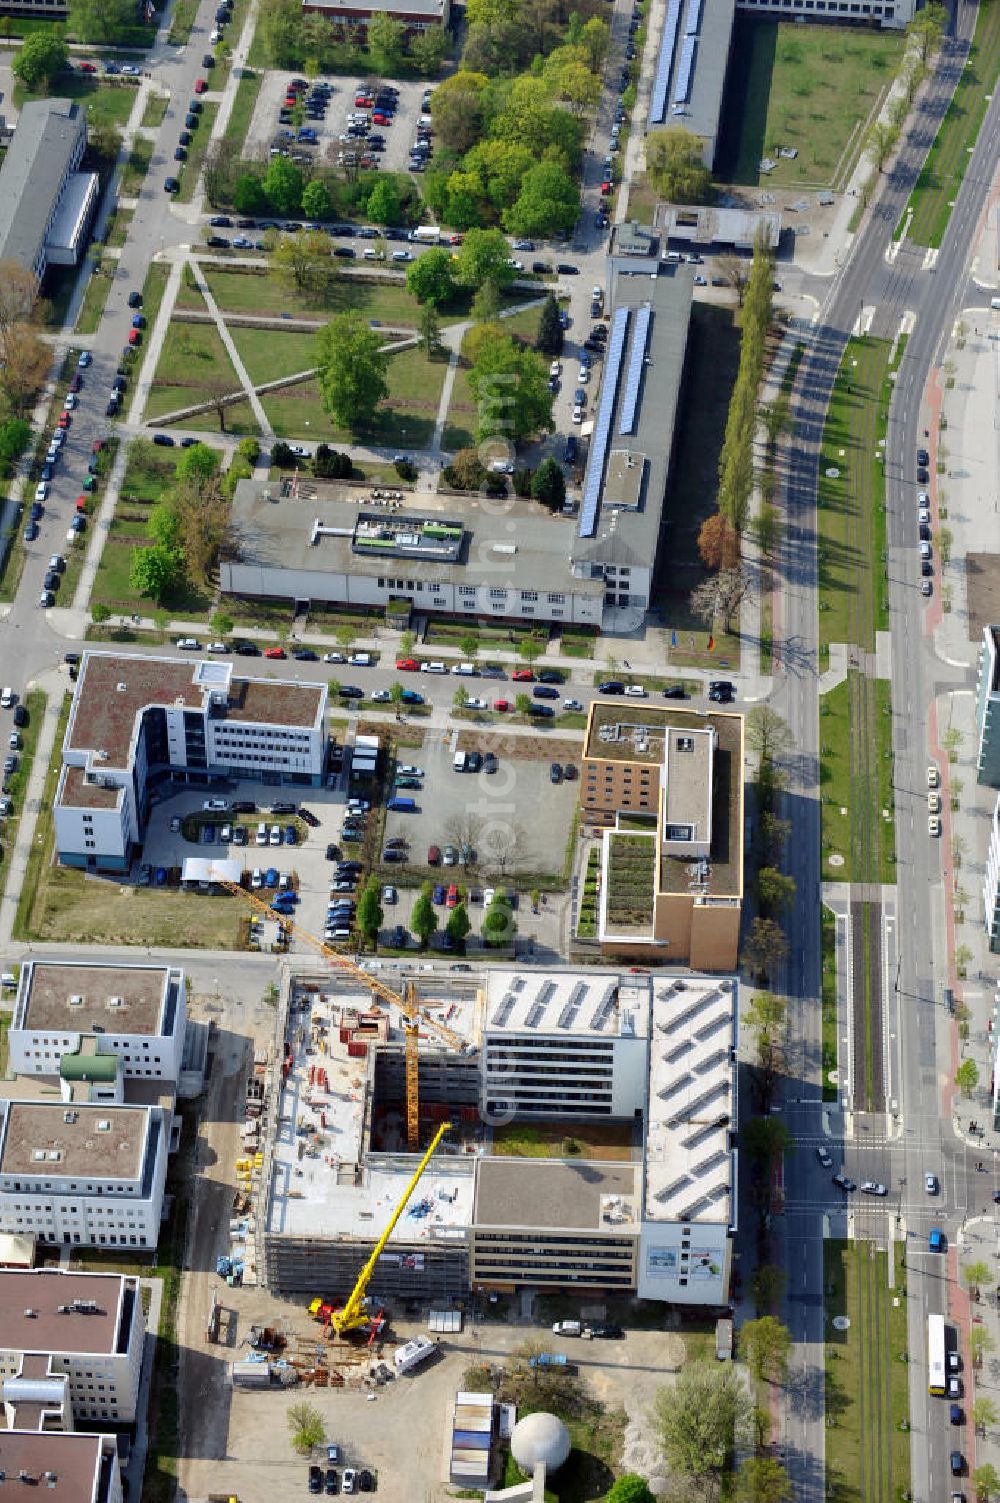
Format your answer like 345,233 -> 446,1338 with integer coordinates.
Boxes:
822,903 -> 838,1100
720,19 -> 903,188
140,263 -> 171,337
199,265 -> 426,325
141,94 -> 168,128
228,326 -> 320,386
491,1121 -> 635,1160
90,511 -> 212,617
180,400 -> 260,437
223,68 -> 262,150
75,258 -> 115,335
817,335 -> 893,653
145,321 -> 242,421
120,138 -> 152,198
168,0 -> 198,44
824,1239 -> 910,1503
0,689 -> 47,913
261,346 -> 448,447
176,102 -> 219,204
819,673 -> 895,886
121,438 -> 179,502
13,76 -> 137,133
900,0 -> 1000,247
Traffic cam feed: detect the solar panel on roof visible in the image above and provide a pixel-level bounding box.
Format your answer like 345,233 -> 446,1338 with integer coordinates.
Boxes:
557,981 -> 588,1030
535,980 -> 557,1009
649,0 -> 684,123
524,1001 -> 545,1028
685,0 -> 703,33
578,307 -> 630,539
493,992 -> 516,1028
674,35 -> 696,103
590,982 -> 618,1031
619,303 -> 652,435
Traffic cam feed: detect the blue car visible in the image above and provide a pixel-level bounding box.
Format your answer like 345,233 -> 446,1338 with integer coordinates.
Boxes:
265,867 -> 279,887
30,502 -> 43,521
41,464 -> 53,481
271,897 -> 295,913
23,522 -> 38,541
432,884 -> 445,904
400,689 -> 424,704
284,825 -> 298,845
155,867 -> 167,885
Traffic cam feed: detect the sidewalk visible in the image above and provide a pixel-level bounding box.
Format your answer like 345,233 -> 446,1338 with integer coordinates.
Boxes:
0,667 -> 68,947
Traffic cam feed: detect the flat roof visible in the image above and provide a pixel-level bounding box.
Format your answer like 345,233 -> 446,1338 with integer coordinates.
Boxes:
226,482 -> 604,600
0,1432 -> 110,1503
57,765 -> 122,811
0,1104 -> 147,1183
663,724 -> 714,836
0,1270 -> 124,1355
659,205 -> 782,251
47,171 -> 98,258
17,962 -> 171,1037
350,512 -> 464,562
65,653 -> 323,770
306,0 -> 447,15
573,268 -> 692,571
483,970 -> 651,1038
475,1158 -> 639,1231
645,976 -> 737,1226
680,0 -> 736,158
0,99 -> 84,276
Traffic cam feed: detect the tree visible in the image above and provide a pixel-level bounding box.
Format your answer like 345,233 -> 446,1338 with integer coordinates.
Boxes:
482,892 -> 516,947
532,457 -> 566,511
471,277 -> 501,324
368,12 -> 404,72
0,417 -> 31,469
399,630 -> 415,657
973,1398 -> 998,1435
515,692 -> 532,716
234,174 -> 269,214
581,15 -> 611,71
746,705 -> 793,763
148,501 -> 181,549
301,178 -> 334,221
274,231 -> 336,299
689,564 -> 753,635
406,247 -> 456,307
366,177 -> 402,227
446,901 -> 471,948
426,71 -> 489,154
645,127 -> 711,202
410,26 -> 450,74
536,295 -> 563,357
757,867 -> 796,917
459,632 -> 479,660
410,885 -> 437,949
741,1316 -> 791,1385
287,1401 -> 324,1455
742,1115 -> 791,1178
468,334 -> 552,443
316,315 -> 389,431
907,2 -> 946,61
736,1457 -> 793,1503
454,229 -> 517,291
956,1058 -> 979,1098
654,1363 -> 752,1487
171,475 -> 230,584
605,1478 -> 655,1503
130,544 -> 182,603
972,1326 -> 996,1368
13,31 -> 68,90
717,254 -> 752,307
697,514 -> 739,572
175,442 -> 219,486
258,0 -> 304,66
264,155 -> 304,215
68,0 -> 137,43
745,917 -> 789,982
0,317 -> 48,418
505,162 -> 579,238
865,120 -> 899,174
973,1465 -> 1000,1503
964,1260 -> 991,1298
356,878 -> 384,951
418,301 -> 442,358
750,1263 -> 786,1315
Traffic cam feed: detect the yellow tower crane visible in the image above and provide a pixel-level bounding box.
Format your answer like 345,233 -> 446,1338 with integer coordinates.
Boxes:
219,879 -> 465,1149
331,1118 -> 451,1337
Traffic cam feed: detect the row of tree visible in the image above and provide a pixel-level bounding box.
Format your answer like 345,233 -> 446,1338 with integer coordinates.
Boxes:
207,141 -> 420,226
258,0 -> 449,76
0,263 -> 51,426
128,442 -> 250,603
355,879 -> 516,951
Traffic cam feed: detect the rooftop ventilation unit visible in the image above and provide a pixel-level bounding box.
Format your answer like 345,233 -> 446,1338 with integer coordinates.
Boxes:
62,1111 -> 77,1125
68,995 -> 84,1008
116,683 -> 127,693
107,997 -> 123,1009
96,1120 -> 111,1133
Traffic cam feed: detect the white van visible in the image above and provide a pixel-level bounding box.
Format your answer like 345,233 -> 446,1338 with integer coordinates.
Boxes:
453,750 -> 467,772
409,225 -> 440,243
0,688 -> 14,709
452,662 -> 477,676
255,822 -> 268,847
420,660 -> 447,674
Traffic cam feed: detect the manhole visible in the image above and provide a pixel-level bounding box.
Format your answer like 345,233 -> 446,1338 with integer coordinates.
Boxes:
828,853 -> 845,868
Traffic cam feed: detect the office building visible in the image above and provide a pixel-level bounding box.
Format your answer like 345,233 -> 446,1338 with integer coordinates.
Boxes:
54,653 -> 328,872
0,1270 -> 145,1425
10,963 -> 186,1086
0,1433 -> 122,1503
984,793 -> 1000,953
0,100 -> 95,286
0,1102 -> 168,1250
975,626 -> 1000,785
301,0 -> 450,36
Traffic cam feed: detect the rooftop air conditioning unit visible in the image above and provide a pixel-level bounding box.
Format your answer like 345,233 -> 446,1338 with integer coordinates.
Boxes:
107,997 -> 123,1009
62,1112 -> 77,1125
96,1120 -> 111,1132
68,995 -> 84,1007
93,750 -> 108,762
116,683 -> 127,692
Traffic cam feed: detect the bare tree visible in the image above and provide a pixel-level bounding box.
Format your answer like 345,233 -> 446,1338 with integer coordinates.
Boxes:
717,254 -> 751,307
444,812 -> 486,855
485,823 -> 526,876
689,564 -> 754,635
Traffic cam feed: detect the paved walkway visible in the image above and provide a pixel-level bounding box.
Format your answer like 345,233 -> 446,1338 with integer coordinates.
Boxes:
190,260 -> 273,436
0,667 -> 68,947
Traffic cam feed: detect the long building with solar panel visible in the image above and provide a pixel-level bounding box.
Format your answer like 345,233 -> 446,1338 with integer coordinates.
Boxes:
259,965 -> 738,1310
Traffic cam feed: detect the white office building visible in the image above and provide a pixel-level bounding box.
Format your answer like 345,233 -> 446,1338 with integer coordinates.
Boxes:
0,1270 -> 145,1425
0,1103 -> 168,1251
54,653 -> 328,873
0,1433 -> 122,1503
10,963 -> 186,1085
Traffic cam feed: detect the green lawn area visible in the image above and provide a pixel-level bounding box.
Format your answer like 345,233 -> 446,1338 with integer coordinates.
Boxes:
228,326 -> 320,386
121,438 -> 179,502
140,263 -> 171,336
198,265 -> 428,325
223,68 -> 262,150
13,75 -> 138,133
145,321 -> 242,421
819,673 -> 894,886
720,18 -> 903,188
821,903 -> 838,1099
176,102 -> 219,204
75,258 -> 115,336
180,400 -> 260,438
817,335 -> 893,654
491,1121 -> 634,1160
261,346 -> 448,447
120,138 -> 152,198
900,0 -> 1000,247
90,510 -> 212,617
0,689 -> 47,915
168,0 -> 198,45
104,204 -> 133,249
141,94 -> 168,129
824,1239 -> 910,1503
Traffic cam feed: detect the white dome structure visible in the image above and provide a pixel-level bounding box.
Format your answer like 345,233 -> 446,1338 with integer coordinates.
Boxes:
510,1412 -> 571,1474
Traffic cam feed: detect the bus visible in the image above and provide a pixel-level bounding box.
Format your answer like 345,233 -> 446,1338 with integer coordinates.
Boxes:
928,1312 -> 946,1396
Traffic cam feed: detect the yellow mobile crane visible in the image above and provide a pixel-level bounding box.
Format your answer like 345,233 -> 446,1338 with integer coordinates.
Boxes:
330,1118 -> 451,1337
220,879 -> 464,1149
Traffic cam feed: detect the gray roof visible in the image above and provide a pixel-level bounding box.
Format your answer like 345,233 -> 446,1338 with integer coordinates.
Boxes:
474,1158 -> 640,1231
680,0 -> 736,163
0,99 -> 85,276
572,265 -> 693,572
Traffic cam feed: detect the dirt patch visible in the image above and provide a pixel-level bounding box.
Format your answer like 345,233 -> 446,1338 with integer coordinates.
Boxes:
492,1120 -> 636,1160
965,553 -> 1000,644
455,731 -> 582,761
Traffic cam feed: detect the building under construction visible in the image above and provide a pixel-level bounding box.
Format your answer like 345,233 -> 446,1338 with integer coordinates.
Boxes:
257,964 -> 739,1310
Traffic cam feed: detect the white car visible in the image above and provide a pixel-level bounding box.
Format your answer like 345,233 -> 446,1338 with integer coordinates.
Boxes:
210,25 -> 222,38
35,482 -> 48,502
816,1146 -> 832,1168
549,359 -> 561,377
177,637 -> 200,650
918,508 -> 931,524
483,887 -> 495,907
269,826 -> 282,845
372,689 -> 391,702
578,365 -> 590,383
694,274 -> 707,286
347,799 -> 370,811
203,798 -> 229,811
287,445 -> 309,457
342,1472 -> 356,1497
420,661 -> 447,674
861,1180 -> 887,1196
251,868 -> 263,889
917,490 -> 930,506
624,684 -> 647,698
465,696 -> 487,710
563,698 -> 583,711
398,766 -> 423,778
919,541 -> 931,558
121,63 -> 140,75
391,250 -> 413,262
64,393 -> 77,409
572,405 -> 583,424
925,1173 -> 938,1194
927,765 -> 940,789
928,814 -> 941,837
506,258 -> 523,271
206,641 -> 227,653
323,652 -> 346,663
382,884 -> 397,903
927,791 -> 941,814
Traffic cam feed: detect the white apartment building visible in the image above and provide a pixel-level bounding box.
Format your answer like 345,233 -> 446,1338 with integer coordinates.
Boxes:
0,1103 -> 168,1251
54,653 -> 328,873
10,963 -> 186,1085
0,1270 -> 145,1425
0,1432 -> 122,1503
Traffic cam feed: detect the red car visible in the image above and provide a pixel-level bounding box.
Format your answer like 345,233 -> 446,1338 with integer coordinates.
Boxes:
446,233 -> 463,245
128,328 -> 140,346
372,112 -> 390,125
446,884 -> 458,909
264,646 -> 286,659
494,698 -> 511,712
91,439 -> 104,454
427,844 -> 441,865
355,94 -> 373,107
78,61 -> 97,73
512,668 -> 534,681
57,412 -> 70,428
600,181 -> 612,196
75,496 -> 88,513
194,78 -> 207,93
395,657 -> 419,671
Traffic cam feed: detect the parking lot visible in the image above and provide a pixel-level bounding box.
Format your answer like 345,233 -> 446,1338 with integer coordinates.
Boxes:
245,69 -> 431,177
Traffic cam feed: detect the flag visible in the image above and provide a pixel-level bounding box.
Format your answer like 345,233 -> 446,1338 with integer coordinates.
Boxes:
671,629 -> 677,649
707,634 -> 715,652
